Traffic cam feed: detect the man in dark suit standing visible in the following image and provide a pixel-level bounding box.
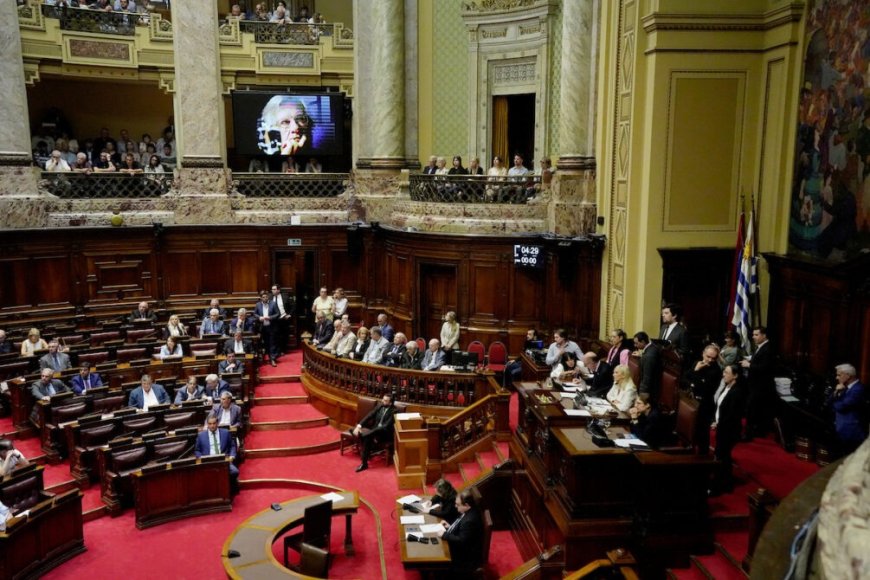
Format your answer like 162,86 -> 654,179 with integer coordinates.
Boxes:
70,362 -> 103,395
351,393 -> 396,472
710,364 -> 745,495
739,326 -> 775,440
436,489 -> 484,578
633,332 -> 662,402
827,363 -> 867,455
255,290 -> 280,366
582,352 -> 612,397
194,416 -> 239,481
659,303 -> 690,360
270,284 -> 293,355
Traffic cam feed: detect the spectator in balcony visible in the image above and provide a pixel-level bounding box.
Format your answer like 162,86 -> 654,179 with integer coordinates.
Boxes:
434,156 -> 449,176
468,156 -> 483,176
156,128 -> 175,157
485,155 -> 507,200
93,150 -> 117,173
33,142 -> 51,169
422,339 -> 446,371
119,153 -> 143,174
45,150 -> 71,172
139,133 -> 152,154
155,336 -> 183,360
312,286 -> 335,321
123,140 -> 137,160
440,311 -> 460,352
282,155 -> 299,173
116,129 -> 131,153
92,127 -> 116,163
56,139 -> 77,166
159,144 -> 177,171
423,155 -> 438,175
305,157 -> 322,173
332,288 -> 347,319
508,153 -> 530,177
312,312 -> 334,347
144,154 -> 165,174
114,0 -> 136,11
448,155 -> 468,176
104,141 -> 121,165
377,314 -> 395,342
296,5 -> 310,22
362,327 -> 390,364
81,139 -> 95,162
226,3 -> 242,19
258,96 -> 313,156
326,320 -> 357,357
252,3 -> 270,21
71,152 -> 92,173
382,332 -> 408,367
401,341 -> 424,370
270,4 -> 291,24
31,130 -> 53,153
248,157 -> 267,172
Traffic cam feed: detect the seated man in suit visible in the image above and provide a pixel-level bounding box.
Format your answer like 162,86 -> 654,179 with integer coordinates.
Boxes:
421,338 -> 446,371
209,391 -> 242,429
381,332 -> 408,367
227,308 -> 253,335
129,301 -> 157,323
827,363 -> 868,456
218,351 -> 245,377
582,351 -> 612,397
39,340 -> 71,372
319,319 -> 343,352
323,319 -> 357,357
0,439 -> 30,477
174,376 -> 204,404
194,415 -> 239,481
311,312 -> 334,348
70,362 -> 103,395
400,341 -> 424,370
127,374 -> 169,411
224,329 -> 253,356
203,373 -> 231,401
362,326 -> 390,364
435,489 -> 484,577
350,393 -> 396,472
201,298 -> 227,321
200,308 -> 226,337
684,344 -> 723,455
30,368 -> 69,423
628,393 -> 669,448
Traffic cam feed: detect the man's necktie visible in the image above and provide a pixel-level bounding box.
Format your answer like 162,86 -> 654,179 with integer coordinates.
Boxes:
212,431 -> 219,455
445,513 -> 464,534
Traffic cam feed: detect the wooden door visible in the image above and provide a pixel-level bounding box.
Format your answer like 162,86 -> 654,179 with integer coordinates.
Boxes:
418,263 -> 457,342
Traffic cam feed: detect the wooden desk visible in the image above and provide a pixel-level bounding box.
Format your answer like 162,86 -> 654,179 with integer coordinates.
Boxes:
519,351 -> 551,383
132,456 -> 233,529
222,491 -> 358,579
398,502 -> 451,572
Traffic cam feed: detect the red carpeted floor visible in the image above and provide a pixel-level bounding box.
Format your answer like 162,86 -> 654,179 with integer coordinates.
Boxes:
249,403 -> 327,422
255,382 -> 308,397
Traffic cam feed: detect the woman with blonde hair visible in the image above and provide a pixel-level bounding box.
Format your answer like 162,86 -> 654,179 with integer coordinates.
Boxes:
440,311 -> 460,352
166,314 -> 187,338
606,364 -> 637,412
20,328 -> 48,356
348,326 -> 370,361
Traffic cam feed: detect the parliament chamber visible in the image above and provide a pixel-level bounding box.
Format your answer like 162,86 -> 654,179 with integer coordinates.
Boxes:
1,0 -> 870,579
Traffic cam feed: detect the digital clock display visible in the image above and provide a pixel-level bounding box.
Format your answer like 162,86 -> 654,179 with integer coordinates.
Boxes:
513,244 -> 544,268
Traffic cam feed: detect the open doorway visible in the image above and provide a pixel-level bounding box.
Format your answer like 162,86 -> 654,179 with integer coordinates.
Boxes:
491,93 -> 535,170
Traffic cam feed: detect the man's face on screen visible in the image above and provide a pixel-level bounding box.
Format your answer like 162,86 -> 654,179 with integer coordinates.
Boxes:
277,103 -> 310,155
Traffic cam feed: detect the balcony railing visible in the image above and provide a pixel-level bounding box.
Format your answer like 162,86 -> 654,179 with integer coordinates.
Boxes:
233,173 -> 349,198
41,172 -> 174,199
238,21 -> 333,45
40,5 -> 146,36
409,173 -> 542,204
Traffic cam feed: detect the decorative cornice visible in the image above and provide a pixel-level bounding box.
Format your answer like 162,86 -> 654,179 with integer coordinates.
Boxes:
0,154 -> 34,167
180,157 -> 225,169
462,0 -> 539,14
642,3 -> 805,33
557,155 -> 597,171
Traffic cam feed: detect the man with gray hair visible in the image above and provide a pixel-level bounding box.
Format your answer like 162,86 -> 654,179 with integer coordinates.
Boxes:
325,320 -> 357,357
200,308 -> 226,337
382,332 -> 408,367
827,363 -> 867,455
127,374 -> 169,411
363,327 -> 390,364
421,339 -> 446,371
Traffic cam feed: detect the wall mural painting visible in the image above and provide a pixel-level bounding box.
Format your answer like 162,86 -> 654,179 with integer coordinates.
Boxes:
790,0 -> 870,261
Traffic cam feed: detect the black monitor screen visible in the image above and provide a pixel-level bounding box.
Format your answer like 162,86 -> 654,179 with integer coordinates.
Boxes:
232,91 -> 344,156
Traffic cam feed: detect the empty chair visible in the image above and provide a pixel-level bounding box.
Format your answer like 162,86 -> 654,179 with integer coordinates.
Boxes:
126,328 -> 156,343
90,331 -> 122,347
467,341 -> 485,368
116,347 -> 147,363
78,351 -> 110,367
284,499 -> 333,570
299,543 -> 329,578
486,341 -> 507,373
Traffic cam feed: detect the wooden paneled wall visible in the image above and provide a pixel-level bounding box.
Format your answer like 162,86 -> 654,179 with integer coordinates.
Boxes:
0,226 -> 602,353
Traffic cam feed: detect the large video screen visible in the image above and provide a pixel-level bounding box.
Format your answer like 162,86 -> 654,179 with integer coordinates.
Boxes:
232,91 -> 344,156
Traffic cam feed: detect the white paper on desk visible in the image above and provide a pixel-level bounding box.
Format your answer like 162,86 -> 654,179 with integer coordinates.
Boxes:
560,385 -> 581,392
615,438 -> 648,448
585,397 -> 609,405
780,395 -> 800,402
401,515 -> 425,525
564,409 -> 592,417
419,523 -> 444,533
397,494 -> 422,504
396,413 -> 422,421
320,492 -> 344,502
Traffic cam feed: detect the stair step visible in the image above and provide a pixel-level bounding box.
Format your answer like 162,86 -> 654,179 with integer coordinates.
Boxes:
249,404 -> 325,422
251,418 -> 329,431
715,529 -> 749,564
244,425 -> 338,453
258,374 -> 301,384
714,542 -> 749,578
253,395 -> 309,406
495,441 -> 509,462
667,565 -> 707,580
442,471 -> 464,491
688,555 -> 714,579
254,382 -> 307,397
459,461 -> 483,483
244,441 -> 340,458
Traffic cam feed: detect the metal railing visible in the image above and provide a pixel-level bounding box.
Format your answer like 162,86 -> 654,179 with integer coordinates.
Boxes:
409,173 -> 542,204
238,20 -> 332,44
233,173 -> 349,198
41,5 -> 144,35
41,172 -> 173,199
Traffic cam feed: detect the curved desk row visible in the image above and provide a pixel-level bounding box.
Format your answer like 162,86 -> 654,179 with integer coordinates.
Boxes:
222,491 -> 359,579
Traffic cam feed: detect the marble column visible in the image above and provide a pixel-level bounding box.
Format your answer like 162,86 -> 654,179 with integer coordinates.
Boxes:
171,0 -> 231,206
549,0 -> 598,235
356,0 -> 406,169
0,1 -> 40,200
557,0 -> 598,171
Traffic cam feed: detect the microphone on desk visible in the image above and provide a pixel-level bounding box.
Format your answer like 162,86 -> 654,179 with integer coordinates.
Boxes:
226,550 -> 240,558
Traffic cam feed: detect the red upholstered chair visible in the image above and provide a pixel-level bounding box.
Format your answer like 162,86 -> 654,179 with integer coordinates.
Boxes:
116,347 -> 147,363
467,341 -> 485,368
78,351 -> 110,367
415,337 -> 426,352
486,341 -> 507,373
126,328 -> 156,344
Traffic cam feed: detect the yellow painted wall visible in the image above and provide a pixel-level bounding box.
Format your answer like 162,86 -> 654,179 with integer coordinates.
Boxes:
27,78 -> 173,143
319,0 -> 353,27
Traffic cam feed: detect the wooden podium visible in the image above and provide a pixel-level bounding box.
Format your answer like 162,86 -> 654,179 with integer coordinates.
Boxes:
394,413 -> 429,489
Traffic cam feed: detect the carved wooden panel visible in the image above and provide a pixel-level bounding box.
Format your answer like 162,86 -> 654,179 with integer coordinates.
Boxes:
419,263 -> 457,341
164,252 -> 198,297
84,254 -> 152,302
468,262 -> 505,323
0,258 -> 32,308
227,251 -> 259,293
200,252 -> 228,294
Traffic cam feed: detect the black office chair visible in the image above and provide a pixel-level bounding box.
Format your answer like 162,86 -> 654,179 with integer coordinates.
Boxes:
299,542 -> 330,578
283,499 -> 333,571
